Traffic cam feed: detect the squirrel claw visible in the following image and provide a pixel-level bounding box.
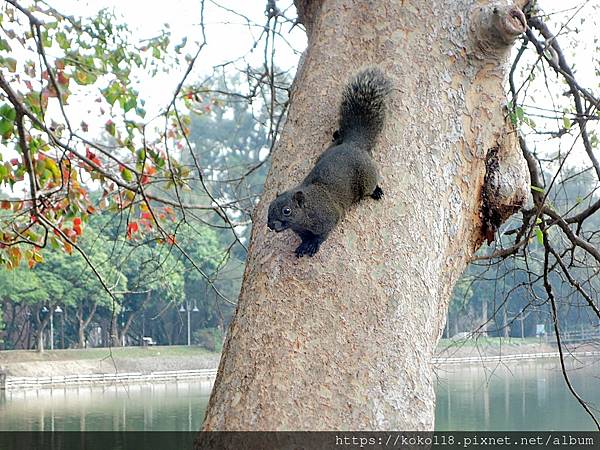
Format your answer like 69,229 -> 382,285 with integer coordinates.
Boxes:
295,240 -> 320,258
371,186 -> 384,200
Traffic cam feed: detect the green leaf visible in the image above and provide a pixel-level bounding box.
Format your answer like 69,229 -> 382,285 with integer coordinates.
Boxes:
531,185 -> 545,193
0,119 -> 13,136
0,57 -> 17,72
562,116 -> 571,130
535,227 -> 544,245
515,107 -> 524,121
121,167 -> 134,182
50,236 -> 60,249
101,82 -> 122,106
122,96 -> 136,113
0,39 -> 12,52
45,158 -> 61,181
40,30 -> 52,47
105,121 -> 116,136
0,104 -> 15,121
56,31 -> 70,50
74,70 -> 97,86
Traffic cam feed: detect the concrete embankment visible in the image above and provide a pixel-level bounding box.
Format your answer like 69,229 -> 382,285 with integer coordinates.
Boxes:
0,346 -> 221,390
1,341 -> 599,390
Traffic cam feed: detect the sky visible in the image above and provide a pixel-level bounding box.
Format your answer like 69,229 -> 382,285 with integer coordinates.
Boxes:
46,0 -> 598,170
1,0 -> 599,187
51,0 -> 306,114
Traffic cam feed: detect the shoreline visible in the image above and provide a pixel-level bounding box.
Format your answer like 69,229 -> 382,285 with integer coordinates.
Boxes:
2,340 -> 600,391
5,351 -> 600,391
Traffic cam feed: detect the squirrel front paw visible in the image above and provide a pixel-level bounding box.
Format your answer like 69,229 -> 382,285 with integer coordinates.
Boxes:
295,239 -> 321,258
371,186 -> 384,200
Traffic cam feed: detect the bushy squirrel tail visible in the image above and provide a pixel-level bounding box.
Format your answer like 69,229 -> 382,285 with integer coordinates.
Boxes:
338,67 -> 391,151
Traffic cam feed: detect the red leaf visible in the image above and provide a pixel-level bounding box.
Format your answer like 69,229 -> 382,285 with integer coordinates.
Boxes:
127,221 -> 139,239
141,212 -> 151,220
73,217 -> 82,226
57,71 -> 69,86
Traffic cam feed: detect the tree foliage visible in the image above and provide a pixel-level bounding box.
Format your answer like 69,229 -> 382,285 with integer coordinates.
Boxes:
0,0 -> 291,349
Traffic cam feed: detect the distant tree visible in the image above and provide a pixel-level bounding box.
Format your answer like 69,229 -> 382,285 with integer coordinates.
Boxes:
117,241 -> 184,346
0,266 -> 46,349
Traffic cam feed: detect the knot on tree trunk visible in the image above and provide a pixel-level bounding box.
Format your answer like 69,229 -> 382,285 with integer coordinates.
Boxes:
470,1 -> 527,56
481,121 -> 530,244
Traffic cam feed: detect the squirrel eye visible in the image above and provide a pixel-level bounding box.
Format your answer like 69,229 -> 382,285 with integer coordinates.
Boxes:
282,207 -> 292,216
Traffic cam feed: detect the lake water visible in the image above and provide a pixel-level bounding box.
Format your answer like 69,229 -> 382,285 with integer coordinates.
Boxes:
1,358 -> 599,430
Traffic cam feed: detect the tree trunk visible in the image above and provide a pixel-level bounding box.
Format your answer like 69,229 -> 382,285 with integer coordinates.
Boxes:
76,302 -> 97,348
33,306 -> 51,353
503,304 -> 510,339
36,329 -> 44,353
481,295 -> 489,336
120,291 -> 151,346
110,313 -> 121,347
202,0 -> 529,430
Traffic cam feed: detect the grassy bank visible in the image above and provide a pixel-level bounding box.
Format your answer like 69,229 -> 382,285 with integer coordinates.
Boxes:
437,336 -> 543,350
1,338 -> 592,377
0,346 -> 221,377
0,345 -> 216,364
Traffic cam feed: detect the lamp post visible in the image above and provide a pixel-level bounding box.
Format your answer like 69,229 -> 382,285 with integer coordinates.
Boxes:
54,306 -> 63,350
46,306 -> 64,351
179,301 -> 199,346
41,306 -> 49,351
50,308 -> 53,351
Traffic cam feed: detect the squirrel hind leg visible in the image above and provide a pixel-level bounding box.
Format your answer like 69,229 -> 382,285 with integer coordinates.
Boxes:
370,185 -> 384,200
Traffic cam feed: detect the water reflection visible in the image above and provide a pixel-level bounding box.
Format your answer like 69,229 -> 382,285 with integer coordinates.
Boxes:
1,359 -> 599,430
0,380 -> 213,431
435,358 -> 600,430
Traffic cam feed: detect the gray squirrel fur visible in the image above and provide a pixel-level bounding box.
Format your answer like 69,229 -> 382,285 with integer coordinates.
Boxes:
267,67 -> 391,257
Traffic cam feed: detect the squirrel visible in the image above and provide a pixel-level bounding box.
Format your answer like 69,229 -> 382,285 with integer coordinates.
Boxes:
267,67 -> 392,258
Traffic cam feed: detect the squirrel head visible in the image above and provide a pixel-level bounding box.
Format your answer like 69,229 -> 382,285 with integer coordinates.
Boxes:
267,189 -> 307,233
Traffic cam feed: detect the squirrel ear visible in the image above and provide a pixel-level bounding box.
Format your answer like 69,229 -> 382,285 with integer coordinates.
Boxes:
293,190 -> 305,207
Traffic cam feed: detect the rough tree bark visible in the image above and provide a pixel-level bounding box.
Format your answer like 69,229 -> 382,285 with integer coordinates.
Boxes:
202,0 -> 529,430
